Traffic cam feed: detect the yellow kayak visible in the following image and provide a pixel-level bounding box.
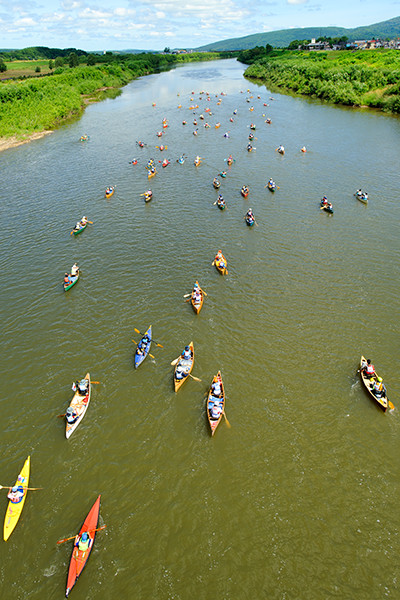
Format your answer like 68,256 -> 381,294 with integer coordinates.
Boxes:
3,456 -> 30,541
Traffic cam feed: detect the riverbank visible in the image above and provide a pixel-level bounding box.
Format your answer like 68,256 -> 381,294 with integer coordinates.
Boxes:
242,49 -> 400,114
0,52 -> 226,152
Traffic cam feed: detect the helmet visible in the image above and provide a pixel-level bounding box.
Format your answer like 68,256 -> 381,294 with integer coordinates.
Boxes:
185,346 -> 190,351
369,378 -> 375,383
377,377 -> 382,382
82,216 -> 86,220
12,486 -> 18,493
81,532 -> 89,542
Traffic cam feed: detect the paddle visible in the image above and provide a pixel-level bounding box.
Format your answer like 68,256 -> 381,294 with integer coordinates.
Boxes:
189,374 -> 201,382
57,525 -> 106,545
171,357 -> 180,366
0,484 -> 43,491
57,413 -> 66,418
91,381 -> 100,384
223,411 -> 231,427
134,328 -> 163,348
264,184 -> 279,189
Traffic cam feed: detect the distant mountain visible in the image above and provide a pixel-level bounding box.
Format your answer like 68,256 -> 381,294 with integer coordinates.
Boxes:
195,16 -> 400,51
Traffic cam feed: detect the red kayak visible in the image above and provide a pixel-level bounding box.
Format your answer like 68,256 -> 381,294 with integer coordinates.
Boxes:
65,495 -> 101,597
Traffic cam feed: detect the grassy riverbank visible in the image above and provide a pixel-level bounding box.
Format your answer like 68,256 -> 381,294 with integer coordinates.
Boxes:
242,49 -> 400,113
0,52 -> 227,148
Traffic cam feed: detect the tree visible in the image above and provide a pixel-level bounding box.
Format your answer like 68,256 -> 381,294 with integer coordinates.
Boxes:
265,44 -> 273,54
49,59 -> 54,70
68,52 -> 79,68
164,47 -> 170,53
0,58 -> 7,72
35,66 -> 41,73
54,56 -> 63,68
87,54 -> 96,66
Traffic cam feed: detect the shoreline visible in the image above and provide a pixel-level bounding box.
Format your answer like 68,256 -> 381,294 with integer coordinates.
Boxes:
0,130 -> 53,153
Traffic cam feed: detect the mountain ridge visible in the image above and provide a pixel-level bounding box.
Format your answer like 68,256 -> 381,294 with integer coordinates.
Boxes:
194,16 -> 400,51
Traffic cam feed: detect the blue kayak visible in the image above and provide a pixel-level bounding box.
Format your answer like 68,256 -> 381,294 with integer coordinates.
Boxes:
134,325 -> 152,368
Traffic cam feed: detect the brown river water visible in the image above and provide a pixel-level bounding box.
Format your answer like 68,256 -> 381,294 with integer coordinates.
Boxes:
0,59 -> 399,599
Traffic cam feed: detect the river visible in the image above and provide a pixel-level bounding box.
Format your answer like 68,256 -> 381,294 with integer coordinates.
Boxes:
0,58 -> 399,599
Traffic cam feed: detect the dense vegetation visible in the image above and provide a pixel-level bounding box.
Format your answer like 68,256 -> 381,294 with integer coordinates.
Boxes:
196,16 -> 400,51
243,49 -> 400,113
0,51 -> 228,140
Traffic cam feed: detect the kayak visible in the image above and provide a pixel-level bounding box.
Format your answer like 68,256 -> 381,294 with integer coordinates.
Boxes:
191,281 -> 204,314
174,342 -> 194,392
206,371 -> 225,436
3,456 -> 30,541
359,356 -> 390,411
64,268 -> 80,292
66,373 -> 91,439
65,495 -> 101,598
134,326 -> 152,369
72,223 -> 87,236
105,188 -> 114,199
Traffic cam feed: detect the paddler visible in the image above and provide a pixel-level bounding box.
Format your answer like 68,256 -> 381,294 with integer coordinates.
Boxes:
75,531 -> 92,552
71,263 -> 79,277
7,485 -> 24,504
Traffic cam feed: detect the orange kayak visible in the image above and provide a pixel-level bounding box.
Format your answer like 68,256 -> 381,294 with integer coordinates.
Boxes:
65,495 -> 101,597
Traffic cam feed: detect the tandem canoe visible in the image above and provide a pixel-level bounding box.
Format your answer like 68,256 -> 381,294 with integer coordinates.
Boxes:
320,201 -> 333,214
144,191 -> 153,203
267,182 -> 276,192
207,371 -> 225,436
213,179 -> 221,189
64,268 -> 80,292
3,456 -> 30,541
217,199 -> 226,210
214,251 -> 228,275
66,373 -> 91,439
241,187 -> 249,198
174,342 -> 194,392
148,169 -> 157,179
65,495 -> 101,598
359,356 -> 391,411
105,187 -> 114,199
134,326 -> 152,369
355,191 -> 368,204
191,281 -> 204,314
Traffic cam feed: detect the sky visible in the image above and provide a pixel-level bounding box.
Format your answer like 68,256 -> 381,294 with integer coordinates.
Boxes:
0,0 -> 399,51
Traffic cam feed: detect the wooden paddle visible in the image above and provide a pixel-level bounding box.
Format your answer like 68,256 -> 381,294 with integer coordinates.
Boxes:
171,357 -> 180,366
189,374 -> 201,382
57,525 -> 106,545
0,484 -> 43,491
134,328 -> 163,347
57,413 -> 66,418
223,411 -> 231,427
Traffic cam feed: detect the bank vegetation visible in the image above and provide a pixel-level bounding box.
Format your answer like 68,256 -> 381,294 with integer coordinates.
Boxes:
241,49 -> 400,113
0,51 -> 229,143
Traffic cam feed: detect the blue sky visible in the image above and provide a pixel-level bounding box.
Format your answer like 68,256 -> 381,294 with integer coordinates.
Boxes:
0,0 -> 399,51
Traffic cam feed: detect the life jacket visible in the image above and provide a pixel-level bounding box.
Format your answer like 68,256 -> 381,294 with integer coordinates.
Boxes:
78,537 -> 90,552
365,364 -> 375,375
64,276 -> 70,283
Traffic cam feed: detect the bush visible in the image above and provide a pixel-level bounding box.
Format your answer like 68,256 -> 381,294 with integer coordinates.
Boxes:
0,59 -> 7,73
35,66 -> 41,73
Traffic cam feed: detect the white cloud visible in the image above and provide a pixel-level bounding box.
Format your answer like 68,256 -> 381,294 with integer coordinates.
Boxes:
114,7 -> 135,17
287,0 -> 308,4
15,17 -> 37,26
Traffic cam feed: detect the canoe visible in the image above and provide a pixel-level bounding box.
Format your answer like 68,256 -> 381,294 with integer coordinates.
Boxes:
105,188 -> 114,199
245,216 -> 255,226
3,456 -> 30,541
73,223 -> 87,236
217,200 -> 226,211
65,495 -> 101,598
206,371 -> 225,436
267,183 -> 276,192
134,325 -> 152,369
227,158 -> 233,166
241,188 -> 249,198
144,192 -> 152,203
214,252 -> 228,275
174,342 -> 194,392
213,180 -> 221,189
359,355 -> 390,411
250,124 -> 256,130
148,169 -> 157,179
191,281 -> 204,314
66,373 -> 91,439
64,269 -> 80,292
